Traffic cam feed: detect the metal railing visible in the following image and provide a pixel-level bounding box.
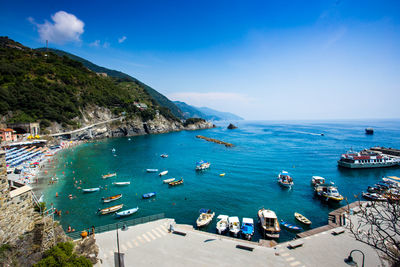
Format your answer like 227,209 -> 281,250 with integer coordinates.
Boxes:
66,213 -> 165,240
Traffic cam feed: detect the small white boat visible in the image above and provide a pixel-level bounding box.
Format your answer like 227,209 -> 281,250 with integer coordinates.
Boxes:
146,169 -> 159,173
196,160 -> 210,171
98,204 -> 123,215
82,187 -> 100,193
196,209 -> 215,227
159,170 -> 168,176
116,207 -> 139,217
258,208 -> 280,239
311,176 -> 325,187
228,216 -> 241,237
216,215 -> 229,234
163,178 -> 175,184
112,182 -> 130,186
112,148 -> 116,153
161,154 -> 168,158
294,212 -> 312,225
278,171 -> 294,188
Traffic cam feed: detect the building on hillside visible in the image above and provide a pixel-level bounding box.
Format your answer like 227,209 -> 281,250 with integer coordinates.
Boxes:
0,128 -> 17,142
7,122 -> 40,136
134,102 -> 148,110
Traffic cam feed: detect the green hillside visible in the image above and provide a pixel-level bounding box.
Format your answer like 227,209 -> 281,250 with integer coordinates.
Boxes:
174,101 -> 244,121
0,37 -> 178,128
36,48 -> 184,119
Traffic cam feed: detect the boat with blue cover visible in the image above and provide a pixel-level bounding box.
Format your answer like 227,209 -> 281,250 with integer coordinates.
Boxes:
280,220 -> 303,231
116,207 -> 139,217
142,192 -> 156,199
241,218 -> 254,240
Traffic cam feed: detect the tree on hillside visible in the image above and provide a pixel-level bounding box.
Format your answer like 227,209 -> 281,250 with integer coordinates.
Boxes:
347,199 -> 400,267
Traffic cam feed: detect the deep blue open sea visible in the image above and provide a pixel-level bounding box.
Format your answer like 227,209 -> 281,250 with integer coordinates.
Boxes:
40,119 -> 400,242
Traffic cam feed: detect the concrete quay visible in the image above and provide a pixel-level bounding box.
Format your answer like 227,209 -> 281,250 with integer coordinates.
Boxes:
94,216 -> 385,267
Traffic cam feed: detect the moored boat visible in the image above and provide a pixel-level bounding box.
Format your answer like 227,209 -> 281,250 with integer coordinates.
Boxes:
294,212 -> 312,225
196,160 -> 211,171
241,218 -> 254,240
82,187 -> 100,193
314,183 -> 344,202
102,173 -> 117,179
98,204 -> 123,215
146,169 -> 159,173
219,173 -> 226,177
362,192 -> 387,202
159,170 -> 168,176
278,171 -> 294,188
163,178 -> 175,184
216,215 -> 229,234
228,216 -> 241,237
338,149 -> 400,168
102,194 -> 122,203
112,182 -> 130,186
280,220 -> 302,231
258,208 -> 280,239
160,154 -> 168,158
311,176 -> 325,187
169,179 -> 184,186
142,192 -> 156,199
196,209 -> 215,228
116,207 -> 139,217
365,128 -> 374,135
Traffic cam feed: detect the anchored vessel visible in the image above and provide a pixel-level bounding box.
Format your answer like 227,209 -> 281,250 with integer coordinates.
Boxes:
196,160 -> 210,171
277,171 -> 294,188
338,150 -> 400,168
314,183 -> 344,202
258,208 -> 280,239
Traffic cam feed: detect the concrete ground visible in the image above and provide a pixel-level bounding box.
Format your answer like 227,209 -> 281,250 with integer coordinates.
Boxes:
94,218 -> 386,267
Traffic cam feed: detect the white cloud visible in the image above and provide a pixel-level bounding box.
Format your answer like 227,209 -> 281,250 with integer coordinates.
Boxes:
89,40 -> 100,47
103,42 -> 110,48
31,11 -> 84,45
118,36 -> 127,43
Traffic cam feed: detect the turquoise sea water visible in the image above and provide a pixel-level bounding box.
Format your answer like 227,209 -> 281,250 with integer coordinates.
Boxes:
41,120 -> 400,242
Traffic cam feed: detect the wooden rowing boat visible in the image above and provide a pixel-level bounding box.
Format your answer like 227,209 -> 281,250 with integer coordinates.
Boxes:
102,173 -> 117,179
169,179 -> 183,186
98,204 -> 123,215
294,212 -> 312,225
102,194 -> 122,203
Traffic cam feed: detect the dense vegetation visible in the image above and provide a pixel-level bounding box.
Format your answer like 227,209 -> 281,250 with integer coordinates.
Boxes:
33,242 -> 92,267
183,117 -> 205,126
37,47 -> 185,119
0,37 -> 178,128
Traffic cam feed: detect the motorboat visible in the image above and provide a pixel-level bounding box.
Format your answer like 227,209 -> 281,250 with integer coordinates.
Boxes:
102,194 -> 122,203
280,220 -> 302,231
216,215 -> 229,234
294,212 -> 312,225
362,192 -> 387,202
228,216 -> 241,237
142,192 -> 156,199
163,178 -> 175,184
146,169 -> 159,173
277,171 -> 294,188
196,209 -> 215,228
196,160 -> 211,171
311,176 -> 325,187
82,187 -> 100,193
112,182 -> 130,186
102,173 -> 117,179
169,179 -> 184,186
219,173 -> 226,177
115,207 -> 139,217
161,154 -> 168,158
159,170 -> 168,176
241,218 -> 254,240
338,149 -> 400,168
258,208 -> 280,239
314,183 -> 344,202
98,204 -> 123,215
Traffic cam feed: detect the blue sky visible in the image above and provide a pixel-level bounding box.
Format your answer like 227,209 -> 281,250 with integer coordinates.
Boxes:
1,0 -> 400,120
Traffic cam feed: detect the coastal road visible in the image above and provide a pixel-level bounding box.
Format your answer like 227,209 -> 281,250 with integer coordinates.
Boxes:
49,117 -> 124,137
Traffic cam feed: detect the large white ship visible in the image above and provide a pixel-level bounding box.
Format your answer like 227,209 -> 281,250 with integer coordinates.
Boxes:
338,149 -> 400,169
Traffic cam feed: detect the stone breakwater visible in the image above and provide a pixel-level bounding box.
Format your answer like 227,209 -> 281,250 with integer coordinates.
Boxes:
196,135 -> 234,147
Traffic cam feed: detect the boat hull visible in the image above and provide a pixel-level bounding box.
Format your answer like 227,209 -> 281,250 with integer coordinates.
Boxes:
338,160 -> 399,169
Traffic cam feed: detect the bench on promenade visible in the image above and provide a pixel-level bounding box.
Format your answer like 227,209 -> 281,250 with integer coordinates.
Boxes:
172,230 -> 187,236
288,239 -> 304,249
332,227 -> 345,235
236,245 -> 254,251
